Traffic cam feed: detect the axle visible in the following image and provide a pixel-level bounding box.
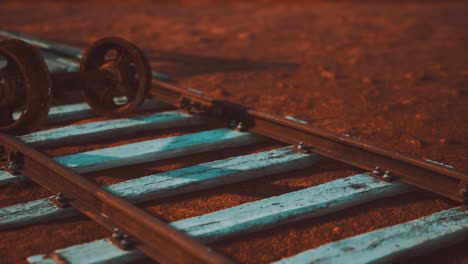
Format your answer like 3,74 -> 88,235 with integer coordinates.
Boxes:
50,70 -> 115,99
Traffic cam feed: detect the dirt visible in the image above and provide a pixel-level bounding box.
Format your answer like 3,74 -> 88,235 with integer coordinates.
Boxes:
0,1 -> 467,263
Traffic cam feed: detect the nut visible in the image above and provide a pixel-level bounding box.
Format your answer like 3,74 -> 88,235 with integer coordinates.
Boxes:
55,192 -> 66,203
298,142 -> 306,150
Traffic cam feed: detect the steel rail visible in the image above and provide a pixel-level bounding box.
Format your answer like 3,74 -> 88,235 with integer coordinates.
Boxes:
149,81 -> 468,204
0,134 -> 234,264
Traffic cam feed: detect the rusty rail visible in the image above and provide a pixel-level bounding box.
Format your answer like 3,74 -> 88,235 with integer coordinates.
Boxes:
0,134 -> 234,264
150,80 -> 468,204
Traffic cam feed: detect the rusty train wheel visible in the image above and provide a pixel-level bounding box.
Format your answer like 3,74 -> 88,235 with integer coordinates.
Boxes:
0,39 -> 52,135
80,37 -> 151,117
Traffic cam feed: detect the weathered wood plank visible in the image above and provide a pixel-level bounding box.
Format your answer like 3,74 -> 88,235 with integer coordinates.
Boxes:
28,239 -> 144,264
18,111 -> 207,148
0,128 -> 263,185
275,207 -> 468,264
0,147 -> 317,230
56,128 -> 262,173
171,174 -> 410,243
13,99 -> 167,125
28,174 -> 413,264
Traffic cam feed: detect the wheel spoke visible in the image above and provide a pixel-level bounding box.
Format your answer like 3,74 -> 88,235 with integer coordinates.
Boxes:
0,65 -> 5,77
115,49 -> 131,67
1,57 -> 21,81
0,54 -> 8,74
0,106 -> 14,126
118,56 -> 138,98
97,85 -> 118,107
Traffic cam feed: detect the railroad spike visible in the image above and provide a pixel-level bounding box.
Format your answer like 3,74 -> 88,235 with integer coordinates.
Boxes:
1,151 -> 23,174
382,170 -> 394,182
0,37 -> 151,135
236,121 -> 246,132
51,192 -> 70,208
295,141 -> 311,154
112,228 -> 125,241
298,142 -> 306,150
110,231 -> 135,250
6,161 -> 18,171
372,166 -> 381,175
120,236 -> 134,250
460,188 -> 467,201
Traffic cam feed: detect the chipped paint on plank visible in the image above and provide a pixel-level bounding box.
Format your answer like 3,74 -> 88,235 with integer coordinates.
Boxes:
0,128 -> 263,185
19,111 -> 207,148
171,174 -> 410,243
275,207 -> 468,264
28,174 -> 412,264
0,147 -> 316,230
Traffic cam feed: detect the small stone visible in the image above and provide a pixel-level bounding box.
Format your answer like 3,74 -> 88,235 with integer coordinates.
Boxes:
440,137 -> 457,145
332,226 -> 341,233
238,32 -> 255,40
415,113 -> 431,121
213,88 -> 229,97
276,82 -> 288,89
419,72 -> 438,82
362,77 -> 371,84
319,66 -> 335,80
404,136 -> 423,148
404,72 -> 415,81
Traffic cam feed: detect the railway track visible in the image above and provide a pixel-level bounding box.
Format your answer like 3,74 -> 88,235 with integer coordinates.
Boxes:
0,31 -> 466,264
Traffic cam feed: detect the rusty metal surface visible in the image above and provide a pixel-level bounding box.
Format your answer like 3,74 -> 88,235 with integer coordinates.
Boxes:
0,36 -> 152,134
0,39 -> 52,135
150,79 -> 468,204
0,134 -> 234,264
80,37 -> 151,117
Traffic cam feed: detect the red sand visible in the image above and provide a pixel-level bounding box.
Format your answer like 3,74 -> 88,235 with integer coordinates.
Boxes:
0,1 -> 467,263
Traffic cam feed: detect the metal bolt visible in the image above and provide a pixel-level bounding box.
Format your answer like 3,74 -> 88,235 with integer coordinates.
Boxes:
120,237 -> 132,249
7,161 -> 18,171
236,122 -> 245,131
372,167 -> 381,175
179,97 -> 190,108
382,171 -> 393,181
112,228 -> 124,240
298,142 -> 306,150
55,192 -> 66,203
